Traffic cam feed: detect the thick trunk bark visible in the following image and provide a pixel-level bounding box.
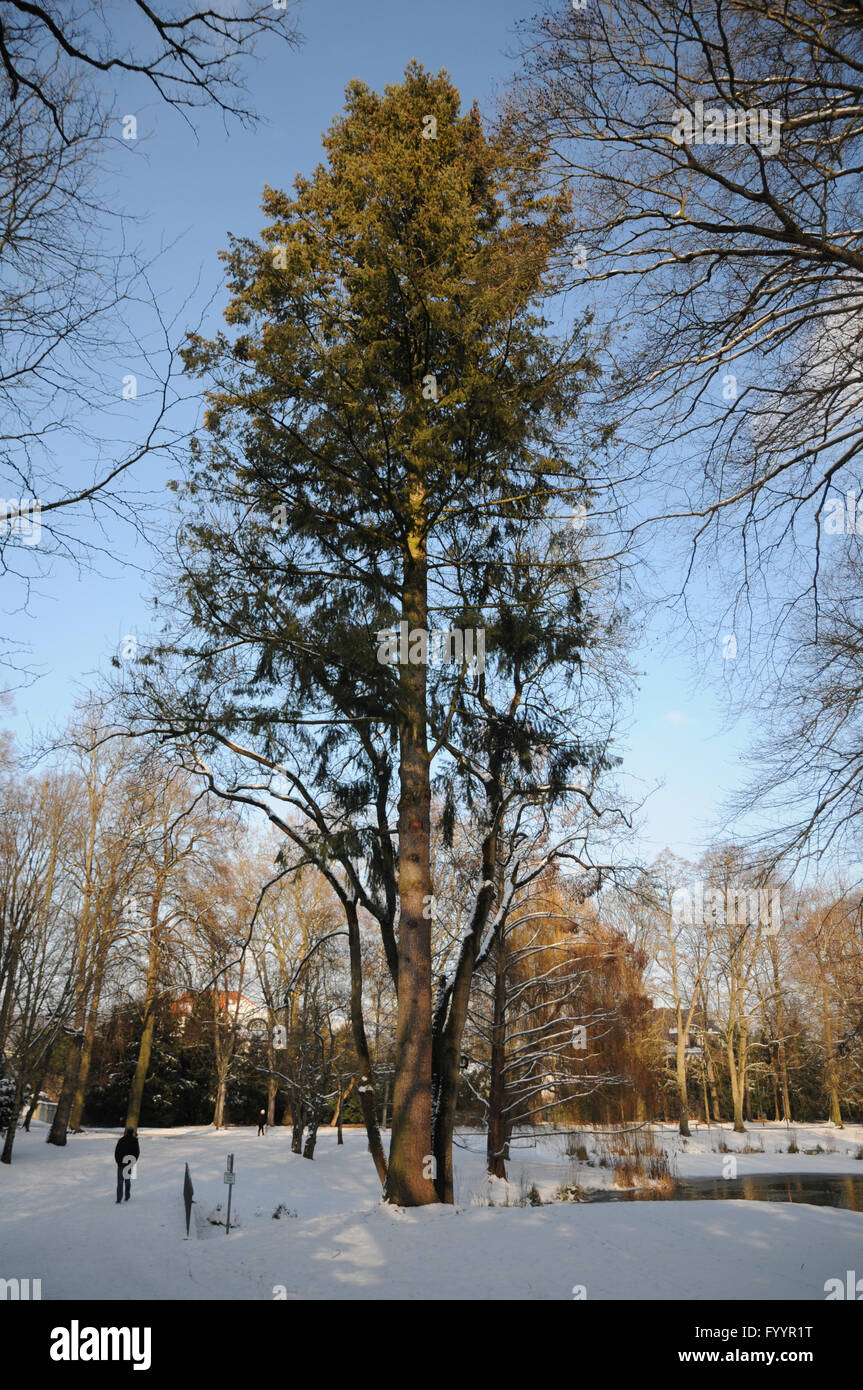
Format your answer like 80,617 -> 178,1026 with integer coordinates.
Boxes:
125,906 -> 161,1132
125,1004 -> 156,1132
46,1032 -> 84,1146
69,952 -> 109,1131
68,1018 -> 96,1132
266,1053 -> 277,1127
385,538 -> 437,1207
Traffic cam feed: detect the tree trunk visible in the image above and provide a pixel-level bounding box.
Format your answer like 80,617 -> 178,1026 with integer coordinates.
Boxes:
487,930 -> 509,1179
384,515 -> 437,1206
726,1031 -> 744,1133
768,939 -> 792,1123
46,1032 -> 84,1146
676,1026 -> 691,1137
431,936 -> 477,1202
266,1062 -> 277,1128
332,1078 -> 348,1144
69,951 -> 110,1131
381,1077 -> 390,1131
125,903 -> 161,1132
432,830 -> 498,1202
822,983 -> 843,1127
0,953 -> 19,1061
213,1075 -> 227,1129
385,551 -> 437,1205
68,1014 -> 97,1132
125,1003 -> 156,1132
700,1044 -> 711,1127
23,1070 -> 47,1131
703,1031 -> 721,1122
290,1098 -> 304,1153
345,902 -> 387,1184
778,1035 -> 792,1126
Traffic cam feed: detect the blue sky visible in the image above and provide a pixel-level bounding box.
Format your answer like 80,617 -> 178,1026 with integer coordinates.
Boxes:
1,0 -> 757,864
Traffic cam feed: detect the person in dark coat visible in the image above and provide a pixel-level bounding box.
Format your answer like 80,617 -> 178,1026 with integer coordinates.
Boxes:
257,1109 -> 266,1136
114,1126 -> 139,1202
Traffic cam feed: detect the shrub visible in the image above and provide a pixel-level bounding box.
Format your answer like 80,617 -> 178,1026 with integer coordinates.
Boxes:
0,1073 -> 17,1134
556,1183 -> 589,1202
565,1131 -> 589,1162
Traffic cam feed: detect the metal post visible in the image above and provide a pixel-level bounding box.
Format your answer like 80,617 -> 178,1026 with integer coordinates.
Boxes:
225,1152 -> 234,1234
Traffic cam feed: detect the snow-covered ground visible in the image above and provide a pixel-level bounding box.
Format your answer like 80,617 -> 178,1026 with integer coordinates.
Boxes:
1,1120 -> 861,1300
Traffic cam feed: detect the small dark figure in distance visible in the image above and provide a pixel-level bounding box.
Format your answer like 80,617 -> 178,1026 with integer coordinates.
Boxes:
257,1110 -> 266,1136
114,1126 -> 139,1203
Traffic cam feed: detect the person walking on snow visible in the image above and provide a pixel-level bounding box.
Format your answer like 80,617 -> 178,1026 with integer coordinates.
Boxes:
114,1126 -> 139,1202
257,1110 -> 266,1135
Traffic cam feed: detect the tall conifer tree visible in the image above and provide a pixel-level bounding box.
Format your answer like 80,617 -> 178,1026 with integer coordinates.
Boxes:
173,63 -> 592,1204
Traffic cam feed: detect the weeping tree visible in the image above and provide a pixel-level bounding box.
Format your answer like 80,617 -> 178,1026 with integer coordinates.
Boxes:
136,62 -> 604,1204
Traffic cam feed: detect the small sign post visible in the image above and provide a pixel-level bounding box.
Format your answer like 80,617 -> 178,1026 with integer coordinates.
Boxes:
183,1162 -> 194,1239
224,1152 -> 235,1234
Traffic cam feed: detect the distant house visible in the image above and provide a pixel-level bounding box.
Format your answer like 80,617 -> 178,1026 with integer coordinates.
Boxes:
18,1094 -> 57,1125
170,990 -> 260,1031
652,1006 -> 719,1058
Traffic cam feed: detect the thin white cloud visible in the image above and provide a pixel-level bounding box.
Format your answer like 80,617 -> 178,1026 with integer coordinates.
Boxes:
664,710 -> 696,727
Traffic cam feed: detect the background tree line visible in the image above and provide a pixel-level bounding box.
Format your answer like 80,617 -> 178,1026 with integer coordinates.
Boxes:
1,707 -> 860,1176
